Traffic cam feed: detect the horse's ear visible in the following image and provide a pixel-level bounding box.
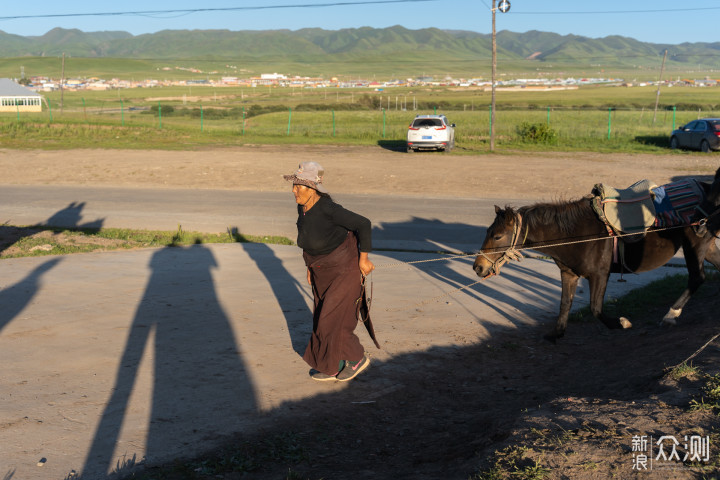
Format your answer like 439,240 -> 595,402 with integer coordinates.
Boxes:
494,205 -> 502,213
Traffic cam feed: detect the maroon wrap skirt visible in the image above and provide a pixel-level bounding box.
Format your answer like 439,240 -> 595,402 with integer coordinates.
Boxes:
302,232 -> 365,375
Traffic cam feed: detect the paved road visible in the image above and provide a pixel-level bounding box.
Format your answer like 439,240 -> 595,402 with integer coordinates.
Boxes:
0,185 -> 531,252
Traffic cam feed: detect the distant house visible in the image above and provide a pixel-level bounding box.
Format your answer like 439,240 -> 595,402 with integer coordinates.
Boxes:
0,78 -> 42,112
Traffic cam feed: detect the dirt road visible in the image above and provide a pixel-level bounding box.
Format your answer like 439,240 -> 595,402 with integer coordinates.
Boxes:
2,146 -> 718,199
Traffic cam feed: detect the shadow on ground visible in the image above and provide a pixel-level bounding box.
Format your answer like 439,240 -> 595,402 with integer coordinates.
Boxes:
115,277 -> 720,480
0,201 -> 105,333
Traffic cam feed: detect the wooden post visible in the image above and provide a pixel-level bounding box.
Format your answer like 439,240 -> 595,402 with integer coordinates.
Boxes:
60,53 -> 65,114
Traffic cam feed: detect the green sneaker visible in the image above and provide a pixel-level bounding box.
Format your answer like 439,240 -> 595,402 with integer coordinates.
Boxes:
336,355 -> 370,382
310,369 -> 338,382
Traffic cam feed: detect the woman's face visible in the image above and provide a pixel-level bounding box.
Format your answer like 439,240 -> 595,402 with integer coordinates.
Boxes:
292,184 -> 319,206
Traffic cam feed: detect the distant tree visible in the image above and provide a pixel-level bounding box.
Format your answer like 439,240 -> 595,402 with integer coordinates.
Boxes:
17,78 -> 31,86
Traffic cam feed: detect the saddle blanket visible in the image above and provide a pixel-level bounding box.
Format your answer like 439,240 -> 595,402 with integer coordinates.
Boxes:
653,179 -> 705,228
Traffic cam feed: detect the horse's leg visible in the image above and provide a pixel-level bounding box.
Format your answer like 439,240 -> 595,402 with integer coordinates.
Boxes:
544,267 -> 579,343
703,238 -> 720,270
588,273 -> 632,329
663,238 -> 708,325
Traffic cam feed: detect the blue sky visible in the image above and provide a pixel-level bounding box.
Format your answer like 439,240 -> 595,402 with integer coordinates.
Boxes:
0,0 -> 717,45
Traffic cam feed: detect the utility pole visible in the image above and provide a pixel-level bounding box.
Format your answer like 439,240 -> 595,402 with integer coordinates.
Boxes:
60,53 -> 66,114
652,49 -> 668,125
490,0 -> 510,151
490,0 -> 497,151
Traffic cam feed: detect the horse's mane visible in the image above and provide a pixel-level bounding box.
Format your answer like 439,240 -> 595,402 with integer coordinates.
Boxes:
518,197 -> 595,236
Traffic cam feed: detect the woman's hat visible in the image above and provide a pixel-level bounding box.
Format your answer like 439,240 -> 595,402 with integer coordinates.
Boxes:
283,161 -> 328,193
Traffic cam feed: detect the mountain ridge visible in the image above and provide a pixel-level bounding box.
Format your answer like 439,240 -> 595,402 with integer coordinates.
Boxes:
0,26 -> 717,68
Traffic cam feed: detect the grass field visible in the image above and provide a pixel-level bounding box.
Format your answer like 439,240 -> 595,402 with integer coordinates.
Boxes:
2,83 -> 719,152
2,54 -> 719,82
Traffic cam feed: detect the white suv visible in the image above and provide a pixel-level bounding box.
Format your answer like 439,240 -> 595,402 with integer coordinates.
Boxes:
406,114 -> 456,153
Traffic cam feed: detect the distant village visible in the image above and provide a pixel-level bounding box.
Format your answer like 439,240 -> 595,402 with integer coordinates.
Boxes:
18,70 -> 719,93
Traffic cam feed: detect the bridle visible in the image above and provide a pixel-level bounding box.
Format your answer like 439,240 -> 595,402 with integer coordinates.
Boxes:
477,210 -> 527,277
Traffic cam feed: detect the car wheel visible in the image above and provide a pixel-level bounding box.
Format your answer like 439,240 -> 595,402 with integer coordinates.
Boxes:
406,147 -> 413,153
701,140 -> 711,153
670,136 -> 679,150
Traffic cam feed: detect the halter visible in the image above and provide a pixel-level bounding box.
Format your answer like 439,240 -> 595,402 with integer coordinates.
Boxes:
478,211 -> 526,277
694,203 -> 720,239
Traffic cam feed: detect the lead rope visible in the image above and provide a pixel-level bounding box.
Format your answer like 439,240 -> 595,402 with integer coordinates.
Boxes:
370,213 -> 714,312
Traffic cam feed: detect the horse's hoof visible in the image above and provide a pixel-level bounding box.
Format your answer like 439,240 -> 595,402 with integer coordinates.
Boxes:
543,332 -> 562,343
619,317 -> 632,329
662,308 -> 681,326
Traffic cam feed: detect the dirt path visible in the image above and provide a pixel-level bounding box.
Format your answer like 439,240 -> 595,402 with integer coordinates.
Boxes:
2,146 -> 718,200
2,146 -> 720,479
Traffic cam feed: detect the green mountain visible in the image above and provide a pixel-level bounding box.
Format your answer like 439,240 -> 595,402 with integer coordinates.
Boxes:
1,26 -> 718,69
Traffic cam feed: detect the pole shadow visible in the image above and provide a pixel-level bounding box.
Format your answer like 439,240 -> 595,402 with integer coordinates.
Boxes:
81,245 -> 257,478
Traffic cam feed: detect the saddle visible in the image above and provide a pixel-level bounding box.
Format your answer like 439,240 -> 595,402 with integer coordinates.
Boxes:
591,178 -> 706,274
591,179 -> 658,243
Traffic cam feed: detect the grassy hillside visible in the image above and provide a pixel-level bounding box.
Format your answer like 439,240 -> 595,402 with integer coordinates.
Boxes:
1,27 -> 719,81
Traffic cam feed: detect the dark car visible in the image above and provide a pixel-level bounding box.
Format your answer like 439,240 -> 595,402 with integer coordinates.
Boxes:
670,118 -> 720,152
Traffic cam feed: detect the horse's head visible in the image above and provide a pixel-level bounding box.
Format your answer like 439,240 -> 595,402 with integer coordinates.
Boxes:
473,205 -> 522,278
694,166 -> 720,236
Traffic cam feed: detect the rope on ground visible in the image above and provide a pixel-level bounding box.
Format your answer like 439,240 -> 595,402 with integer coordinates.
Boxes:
669,331 -> 720,372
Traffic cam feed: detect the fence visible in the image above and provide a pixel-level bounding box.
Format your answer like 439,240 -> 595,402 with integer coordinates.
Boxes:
2,102 -> 718,147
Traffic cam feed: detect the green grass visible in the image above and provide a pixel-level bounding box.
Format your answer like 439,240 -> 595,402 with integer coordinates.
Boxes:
2,83 -> 719,152
570,271 -> 720,324
3,54 -> 720,83
668,362 -> 701,381
0,225 -> 293,259
690,373 -> 720,415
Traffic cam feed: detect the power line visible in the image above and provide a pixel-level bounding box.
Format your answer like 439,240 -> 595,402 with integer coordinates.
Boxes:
514,7 -> 720,15
0,0 -> 439,21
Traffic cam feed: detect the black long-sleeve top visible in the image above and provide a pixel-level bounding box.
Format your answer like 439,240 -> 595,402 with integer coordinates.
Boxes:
296,196 -> 372,255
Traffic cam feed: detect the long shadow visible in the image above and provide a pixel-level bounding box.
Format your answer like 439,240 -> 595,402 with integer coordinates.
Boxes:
1,201 -> 103,333
1,201 -> 105,255
0,258 -> 62,333
42,201 -> 104,231
81,245 -> 257,478
239,241 -> 311,355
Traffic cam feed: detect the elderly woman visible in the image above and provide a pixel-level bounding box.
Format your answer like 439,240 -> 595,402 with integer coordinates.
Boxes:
284,161 -> 375,382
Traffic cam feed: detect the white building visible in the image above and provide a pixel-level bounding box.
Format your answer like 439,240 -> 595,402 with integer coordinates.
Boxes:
0,78 -> 42,112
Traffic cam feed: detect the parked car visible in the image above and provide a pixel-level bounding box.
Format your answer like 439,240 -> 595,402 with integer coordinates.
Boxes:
670,118 -> 720,152
406,114 -> 456,153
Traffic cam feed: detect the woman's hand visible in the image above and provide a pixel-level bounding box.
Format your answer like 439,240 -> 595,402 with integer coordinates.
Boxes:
307,268 -> 312,285
358,252 -> 375,277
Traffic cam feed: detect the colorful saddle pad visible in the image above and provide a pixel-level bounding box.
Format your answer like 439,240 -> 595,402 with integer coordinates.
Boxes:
653,179 -> 705,228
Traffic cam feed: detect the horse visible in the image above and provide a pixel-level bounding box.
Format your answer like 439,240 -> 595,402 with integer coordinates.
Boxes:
473,168 -> 720,342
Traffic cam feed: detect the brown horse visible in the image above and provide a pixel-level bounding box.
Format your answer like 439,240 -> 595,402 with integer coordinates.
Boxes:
473,169 -> 720,342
